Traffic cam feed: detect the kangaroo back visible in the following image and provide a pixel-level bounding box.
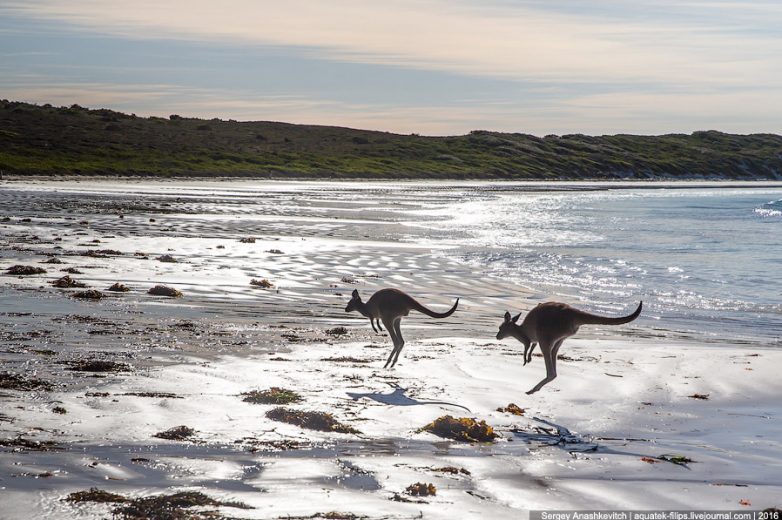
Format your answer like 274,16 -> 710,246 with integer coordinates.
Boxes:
411,297 -> 459,319
575,301 -> 642,326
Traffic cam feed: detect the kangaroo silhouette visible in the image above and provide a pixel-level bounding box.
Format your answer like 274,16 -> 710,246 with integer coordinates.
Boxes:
496,301 -> 642,394
345,288 -> 459,368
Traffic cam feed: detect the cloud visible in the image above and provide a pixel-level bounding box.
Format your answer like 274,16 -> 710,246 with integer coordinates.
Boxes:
4,0 -> 781,88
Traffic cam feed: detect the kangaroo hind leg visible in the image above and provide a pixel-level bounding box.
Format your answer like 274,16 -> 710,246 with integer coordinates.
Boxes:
526,339 -> 558,394
390,318 -> 405,367
382,316 -> 399,369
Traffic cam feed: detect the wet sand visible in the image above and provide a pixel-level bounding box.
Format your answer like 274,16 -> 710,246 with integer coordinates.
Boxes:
1,180 -> 779,518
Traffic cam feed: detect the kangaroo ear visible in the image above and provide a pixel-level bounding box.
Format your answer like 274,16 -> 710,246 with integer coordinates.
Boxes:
351,289 -> 359,298
503,311 -> 511,323
511,312 -> 521,323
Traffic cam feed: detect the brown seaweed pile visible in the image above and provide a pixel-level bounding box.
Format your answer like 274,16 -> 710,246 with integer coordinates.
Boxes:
65,489 -> 251,520
51,275 -> 87,288
496,403 -> 525,416
421,415 -> 498,442
153,425 -> 196,441
6,265 -> 46,275
266,407 -> 360,434
72,290 -> 104,300
241,387 -> 302,405
405,482 -> 437,497
65,359 -> 132,372
148,285 -> 183,297
0,372 -> 54,391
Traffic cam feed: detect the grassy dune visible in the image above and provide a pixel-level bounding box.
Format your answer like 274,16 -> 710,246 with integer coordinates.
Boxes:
1,100 -> 781,179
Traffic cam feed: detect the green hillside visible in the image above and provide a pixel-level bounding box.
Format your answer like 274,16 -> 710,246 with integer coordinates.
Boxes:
1,100 -> 780,179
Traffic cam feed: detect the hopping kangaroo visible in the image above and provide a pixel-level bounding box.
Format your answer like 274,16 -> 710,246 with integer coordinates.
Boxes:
496,301 -> 642,394
345,288 -> 459,368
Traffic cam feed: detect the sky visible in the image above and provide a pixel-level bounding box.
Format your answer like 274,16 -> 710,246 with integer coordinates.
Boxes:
1,1 -> 781,135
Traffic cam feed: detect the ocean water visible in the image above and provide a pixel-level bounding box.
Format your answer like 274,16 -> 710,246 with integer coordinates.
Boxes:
408,185 -> 782,346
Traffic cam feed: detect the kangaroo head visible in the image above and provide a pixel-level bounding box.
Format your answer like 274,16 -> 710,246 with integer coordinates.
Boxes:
345,289 -> 362,313
496,310 -> 525,342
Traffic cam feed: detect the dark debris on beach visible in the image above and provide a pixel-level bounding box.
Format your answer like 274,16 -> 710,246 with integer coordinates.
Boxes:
153,425 -> 197,441
266,407 -> 360,434
241,387 -> 302,405
65,489 -> 252,520
5,265 -> 47,276
0,372 -> 54,391
421,415 -> 498,443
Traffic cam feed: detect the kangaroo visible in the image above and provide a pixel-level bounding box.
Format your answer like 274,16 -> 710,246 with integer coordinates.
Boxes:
496,301 -> 642,394
345,288 -> 459,368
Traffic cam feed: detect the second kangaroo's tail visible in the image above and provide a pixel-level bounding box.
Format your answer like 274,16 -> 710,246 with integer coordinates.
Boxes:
576,301 -> 642,326
412,297 -> 459,319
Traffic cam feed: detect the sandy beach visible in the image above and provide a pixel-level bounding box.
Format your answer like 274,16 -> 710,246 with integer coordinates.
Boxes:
1,180 -> 780,519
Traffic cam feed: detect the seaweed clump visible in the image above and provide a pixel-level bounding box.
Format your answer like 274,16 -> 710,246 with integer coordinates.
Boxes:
405,482 -> 437,497
0,436 -> 61,451
496,403 -> 525,416
6,265 -> 46,275
266,407 -> 360,434
325,326 -> 348,336
51,275 -> 87,288
421,415 -> 498,442
148,285 -> 183,297
0,372 -> 54,391
66,359 -> 131,372
241,387 -> 302,405
64,489 -> 251,519
153,425 -> 196,440
433,466 -> 471,475
72,290 -> 103,300
113,491 -> 251,519
65,488 -> 128,504
250,278 -> 273,288
107,282 -> 130,292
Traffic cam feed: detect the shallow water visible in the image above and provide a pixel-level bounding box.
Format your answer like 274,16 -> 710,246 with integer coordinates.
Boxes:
414,186 -> 782,346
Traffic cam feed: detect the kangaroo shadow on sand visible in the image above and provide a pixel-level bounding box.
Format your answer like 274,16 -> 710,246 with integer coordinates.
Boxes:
512,418 -> 685,468
347,382 -> 471,413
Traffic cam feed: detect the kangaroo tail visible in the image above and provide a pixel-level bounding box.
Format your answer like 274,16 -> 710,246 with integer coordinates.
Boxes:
576,301 -> 642,326
412,297 -> 459,319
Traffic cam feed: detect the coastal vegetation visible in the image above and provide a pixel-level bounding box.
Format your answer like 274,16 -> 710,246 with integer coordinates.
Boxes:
1,100 -> 780,179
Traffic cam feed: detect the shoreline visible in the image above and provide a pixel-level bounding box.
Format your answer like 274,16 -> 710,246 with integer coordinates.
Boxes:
5,174 -> 782,189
